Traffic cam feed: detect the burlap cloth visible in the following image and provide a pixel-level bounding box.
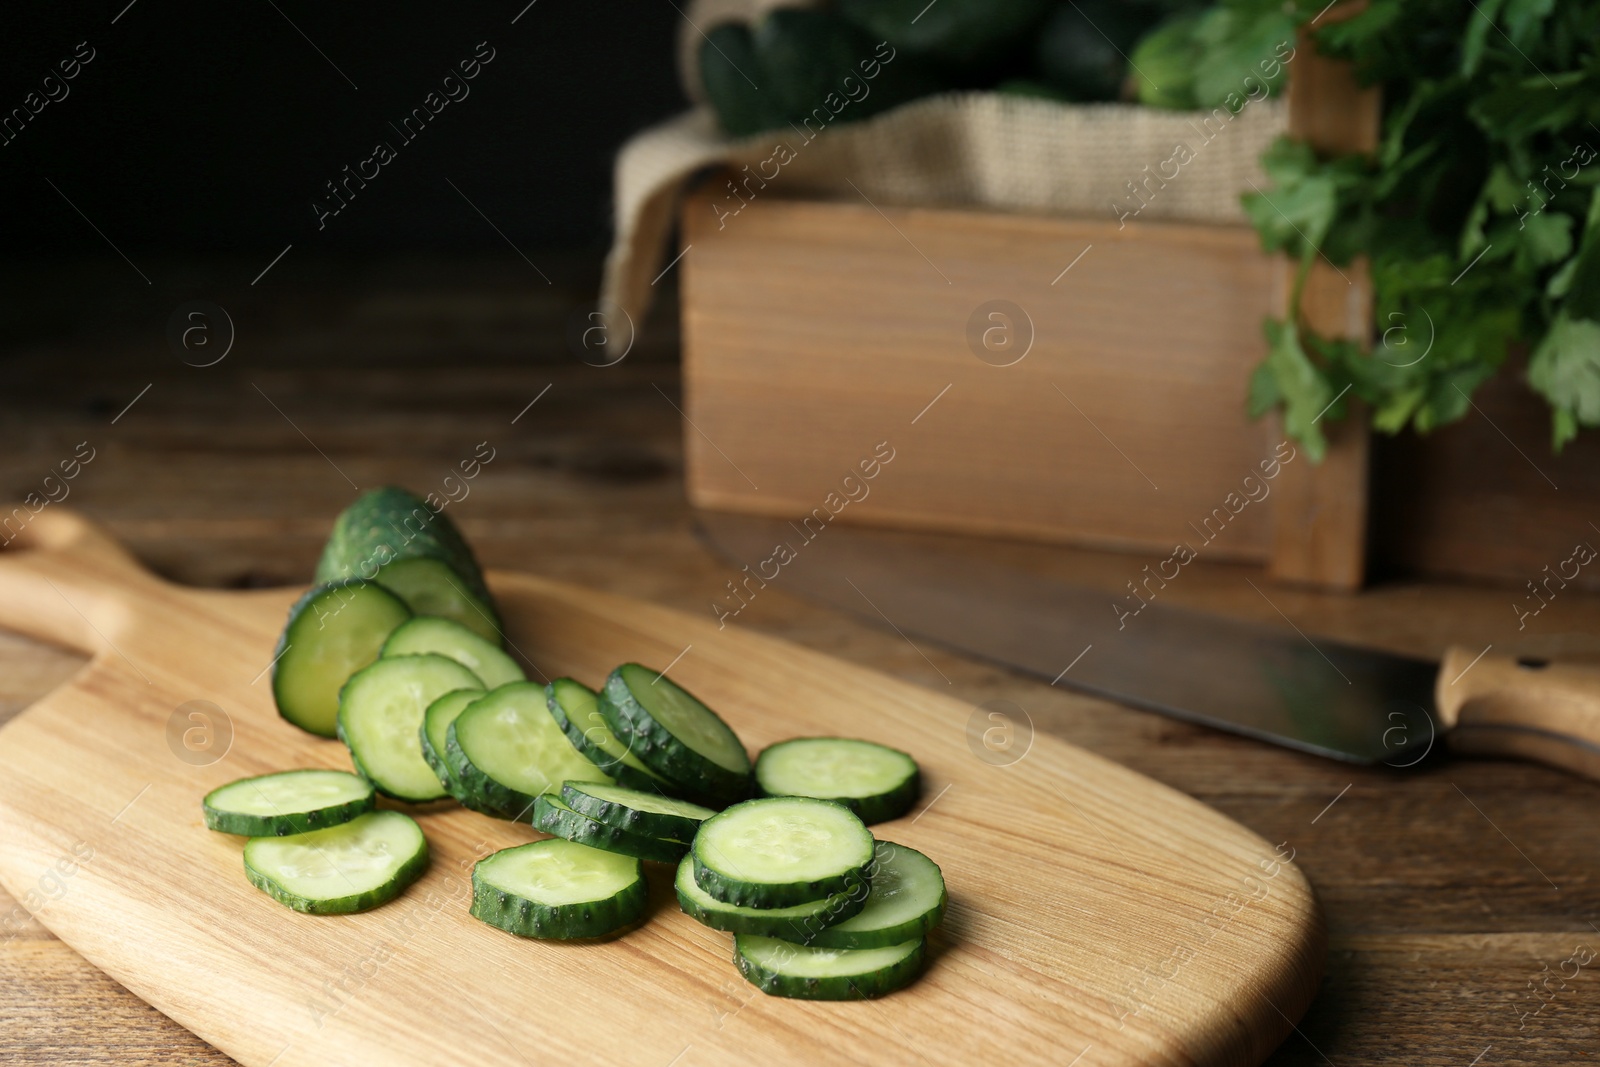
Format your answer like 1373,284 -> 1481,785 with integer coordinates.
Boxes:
603,0 -> 1288,320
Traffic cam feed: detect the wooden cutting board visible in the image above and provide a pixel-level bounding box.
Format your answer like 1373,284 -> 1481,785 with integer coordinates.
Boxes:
0,510 -> 1323,1067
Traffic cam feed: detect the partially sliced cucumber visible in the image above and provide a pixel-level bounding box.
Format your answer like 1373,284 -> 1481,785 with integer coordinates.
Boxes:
337,654 -> 484,801
598,663 -> 750,803
674,855 -> 866,938
420,687 -> 486,803
272,581 -> 411,738
693,797 -> 874,908
561,781 -> 716,843
471,839 -> 645,939
532,795 -> 688,864
733,935 -> 926,1000
243,810 -> 428,914
447,682 -> 612,820
546,678 -> 672,793
315,486 -> 502,644
807,841 -> 946,950
754,738 -> 920,824
383,616 -> 525,688
204,769 -> 375,837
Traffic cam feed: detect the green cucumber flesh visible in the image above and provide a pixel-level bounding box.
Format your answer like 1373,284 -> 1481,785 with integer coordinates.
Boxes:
674,855 -> 866,938
383,616 -> 524,688
337,654 -> 484,801
204,769 -> 375,837
598,663 -> 750,802
447,682 -> 612,820
373,557 -> 501,644
471,839 -> 645,939
533,795 -> 688,864
733,935 -> 926,1000
243,810 -> 428,914
545,678 -> 671,793
755,737 -> 920,824
806,841 -> 946,949
420,687 -> 487,802
314,487 -> 501,644
692,797 -> 874,908
272,581 -> 411,738
560,781 -> 716,843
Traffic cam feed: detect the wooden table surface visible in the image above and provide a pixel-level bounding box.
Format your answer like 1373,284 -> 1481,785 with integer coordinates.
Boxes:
1,261 -> 1596,1065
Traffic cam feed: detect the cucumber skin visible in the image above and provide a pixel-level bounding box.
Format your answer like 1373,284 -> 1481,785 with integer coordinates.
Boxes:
545,682 -> 673,794
805,844 -> 949,950
443,718 -> 542,821
560,782 -> 711,844
533,796 -> 689,864
674,856 -> 868,939
693,853 -> 869,910
733,936 -> 928,1000
271,580 -> 411,738
243,830 -> 429,915
597,665 -> 751,806
419,691 -> 505,817
754,740 -> 922,825
692,798 -> 874,908
471,853 -> 646,940
419,688 -> 484,789
313,487 -> 501,638
203,781 -> 376,838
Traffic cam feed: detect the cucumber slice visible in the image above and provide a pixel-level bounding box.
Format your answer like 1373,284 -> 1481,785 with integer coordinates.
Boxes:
243,810 -> 428,914
532,794 -> 688,864
693,797 -> 874,908
272,580 -> 412,738
447,682 -> 612,820
560,781 -> 716,843
674,855 -> 867,938
420,687 -> 486,802
546,678 -> 672,793
471,839 -> 645,939
807,841 -> 947,949
383,616 -> 525,689
337,654 -> 484,801
754,738 -> 921,824
203,769 -> 375,837
598,663 -> 750,803
315,486 -> 502,644
733,935 -> 927,1000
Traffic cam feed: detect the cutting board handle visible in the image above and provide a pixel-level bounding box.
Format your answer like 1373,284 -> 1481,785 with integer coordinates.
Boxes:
0,507 -> 157,655
1435,646 -> 1600,780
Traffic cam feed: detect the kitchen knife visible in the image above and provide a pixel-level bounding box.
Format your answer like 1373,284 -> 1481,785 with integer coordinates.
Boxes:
697,512 -> 1600,779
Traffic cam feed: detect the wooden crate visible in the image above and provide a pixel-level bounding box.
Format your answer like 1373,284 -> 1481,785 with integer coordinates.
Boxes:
679,23 -> 1377,590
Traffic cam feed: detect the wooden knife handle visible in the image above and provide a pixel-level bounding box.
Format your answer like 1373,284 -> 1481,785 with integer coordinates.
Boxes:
0,507 -> 156,655
1435,646 -> 1600,780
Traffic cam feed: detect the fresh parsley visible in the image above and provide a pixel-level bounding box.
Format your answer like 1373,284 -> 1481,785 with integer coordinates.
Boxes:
1245,0 -> 1600,457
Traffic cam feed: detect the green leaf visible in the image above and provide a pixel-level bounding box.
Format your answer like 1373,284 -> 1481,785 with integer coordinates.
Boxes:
1460,0 -> 1506,77
1246,358 -> 1281,417
1560,186 -> 1600,319
1242,138 -> 1338,258
1503,0 -> 1557,49
1371,386 -> 1426,433
1515,210 -> 1575,272
1255,318 -> 1332,462
1527,312 -> 1600,450
1191,5 -> 1297,110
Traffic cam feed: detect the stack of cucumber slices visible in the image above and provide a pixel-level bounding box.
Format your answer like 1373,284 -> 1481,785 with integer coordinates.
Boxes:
202,488 -> 947,1001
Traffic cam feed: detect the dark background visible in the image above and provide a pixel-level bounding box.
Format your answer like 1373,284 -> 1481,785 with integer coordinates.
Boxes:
1,1 -> 687,260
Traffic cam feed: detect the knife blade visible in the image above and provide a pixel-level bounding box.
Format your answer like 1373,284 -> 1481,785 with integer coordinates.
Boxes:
696,512 -> 1600,777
